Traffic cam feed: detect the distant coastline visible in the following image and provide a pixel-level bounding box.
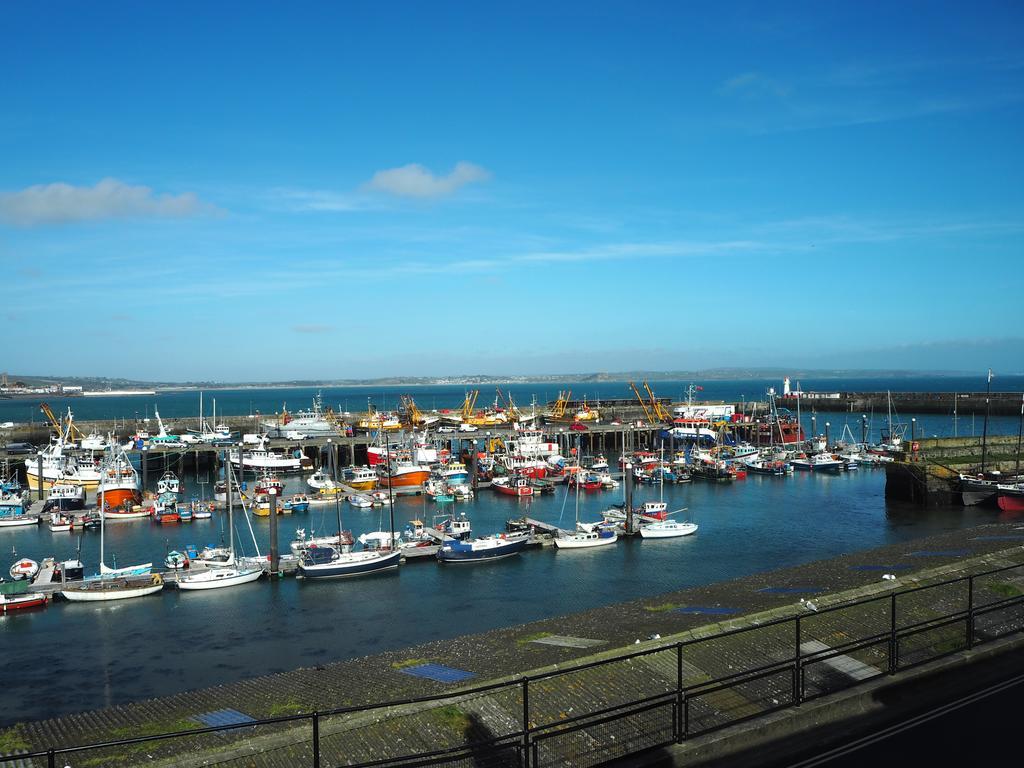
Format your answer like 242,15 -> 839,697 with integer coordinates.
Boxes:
4,368 -> 1010,395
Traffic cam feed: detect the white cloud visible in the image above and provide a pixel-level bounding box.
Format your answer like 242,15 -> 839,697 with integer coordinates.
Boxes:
363,161 -> 490,199
0,178 -> 217,226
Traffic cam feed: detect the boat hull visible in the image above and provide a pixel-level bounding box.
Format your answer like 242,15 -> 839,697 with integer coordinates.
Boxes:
0,593 -> 48,612
298,550 -> 401,579
60,578 -> 164,602
997,492 -> 1024,512
437,537 -> 527,563
177,568 -> 263,590
554,532 -> 618,549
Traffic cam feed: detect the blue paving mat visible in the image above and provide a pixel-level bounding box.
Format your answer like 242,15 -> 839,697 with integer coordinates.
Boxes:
398,663 -> 476,683
907,550 -> 970,557
192,709 -> 257,730
758,586 -> 825,594
674,606 -> 740,615
849,564 -> 912,571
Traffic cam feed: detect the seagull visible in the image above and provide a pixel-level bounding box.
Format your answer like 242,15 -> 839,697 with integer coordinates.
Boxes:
648,633 -> 661,641
804,600 -> 818,612
882,574 -> 897,581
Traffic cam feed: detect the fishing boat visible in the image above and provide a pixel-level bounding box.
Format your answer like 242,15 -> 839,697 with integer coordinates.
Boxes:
262,391 -> 340,438
229,437 -> 304,472
48,512 -> 74,532
741,455 -> 791,475
344,466 -> 378,491
378,462 -> 430,489
156,471 -> 181,495
0,581 -> 48,613
98,443 -> 142,512
439,461 -> 470,486
190,499 -> 213,519
284,494 -> 310,513
25,407 -> 103,491
152,492 -> 182,524
590,455 -> 609,471
0,504 -> 38,527
213,480 -> 228,502
44,483 -> 86,511
435,510 -> 473,540
437,533 -> 527,563
307,469 -> 333,489
996,484 -> 1024,512
347,494 -> 373,509
568,472 -> 603,491
790,453 -> 844,473
253,470 -> 284,496
491,475 -> 533,497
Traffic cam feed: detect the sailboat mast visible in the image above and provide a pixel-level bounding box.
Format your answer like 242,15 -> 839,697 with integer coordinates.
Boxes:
227,451 -> 234,556
99,462 -> 106,576
981,369 -> 992,474
385,434 -> 395,549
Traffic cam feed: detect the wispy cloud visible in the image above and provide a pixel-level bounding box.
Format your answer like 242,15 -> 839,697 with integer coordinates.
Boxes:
363,162 -> 491,199
0,178 -> 220,226
269,187 -> 375,213
721,71 -> 791,99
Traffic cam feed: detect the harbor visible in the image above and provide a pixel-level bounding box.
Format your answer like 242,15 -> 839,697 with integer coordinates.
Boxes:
4,520 -> 1024,766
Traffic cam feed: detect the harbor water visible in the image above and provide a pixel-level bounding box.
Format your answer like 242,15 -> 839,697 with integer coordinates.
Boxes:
0,462 -> 1017,727
2,375 -> 1022,727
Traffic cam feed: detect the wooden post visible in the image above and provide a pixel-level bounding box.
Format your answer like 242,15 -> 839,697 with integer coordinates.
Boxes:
141,447 -> 148,493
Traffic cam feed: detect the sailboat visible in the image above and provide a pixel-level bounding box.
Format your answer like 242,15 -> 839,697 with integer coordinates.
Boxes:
554,459 -> 618,549
177,465 -> 263,590
639,448 -> 698,539
60,476 -> 164,602
298,441 -> 401,578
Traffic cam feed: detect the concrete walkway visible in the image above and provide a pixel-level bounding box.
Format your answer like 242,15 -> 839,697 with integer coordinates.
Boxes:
5,521 -> 1024,767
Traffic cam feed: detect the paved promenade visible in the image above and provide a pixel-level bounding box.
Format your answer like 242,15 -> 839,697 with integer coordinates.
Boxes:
5,521 -> 1024,766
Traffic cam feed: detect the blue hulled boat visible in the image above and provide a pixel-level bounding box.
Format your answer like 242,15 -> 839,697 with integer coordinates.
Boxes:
436,534 -> 527,563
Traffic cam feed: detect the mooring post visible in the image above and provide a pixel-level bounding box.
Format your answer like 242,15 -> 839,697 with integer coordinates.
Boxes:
141,446 -> 148,493
824,422 -> 830,449
861,415 -> 868,445
625,462 -> 634,533
327,439 -> 334,482
269,487 -> 279,575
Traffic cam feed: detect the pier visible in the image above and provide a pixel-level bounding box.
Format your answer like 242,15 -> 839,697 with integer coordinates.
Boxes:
5,523 -> 1024,767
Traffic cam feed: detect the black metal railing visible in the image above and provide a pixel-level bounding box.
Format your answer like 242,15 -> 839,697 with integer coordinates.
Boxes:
5,560 -> 1024,767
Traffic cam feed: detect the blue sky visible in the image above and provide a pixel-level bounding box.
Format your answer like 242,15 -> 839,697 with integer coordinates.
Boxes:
2,1 -> 1023,380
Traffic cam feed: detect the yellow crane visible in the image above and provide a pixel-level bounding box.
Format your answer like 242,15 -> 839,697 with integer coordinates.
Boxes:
643,381 -> 672,423
494,386 -> 522,421
460,390 -> 480,422
628,382 -> 656,423
400,395 -> 426,427
40,402 -> 84,441
547,390 -> 572,421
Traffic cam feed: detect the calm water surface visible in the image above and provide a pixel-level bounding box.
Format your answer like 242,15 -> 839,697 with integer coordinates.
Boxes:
1,462 -> 1017,726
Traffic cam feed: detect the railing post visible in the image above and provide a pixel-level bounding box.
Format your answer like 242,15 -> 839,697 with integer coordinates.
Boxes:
47,748 -> 55,768
312,711 -> 320,768
522,677 -> 531,768
676,642 -> 684,742
967,575 -> 975,650
889,593 -> 898,674
793,615 -> 803,705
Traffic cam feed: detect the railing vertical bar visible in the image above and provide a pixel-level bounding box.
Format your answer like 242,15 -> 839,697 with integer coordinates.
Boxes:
890,592 -> 898,673
676,642 -> 684,742
522,676 -> 531,768
794,614 -> 803,705
47,748 -> 55,768
967,574 -> 975,650
312,711 -> 320,768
